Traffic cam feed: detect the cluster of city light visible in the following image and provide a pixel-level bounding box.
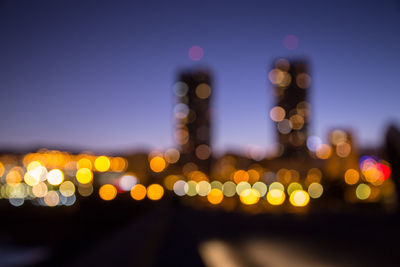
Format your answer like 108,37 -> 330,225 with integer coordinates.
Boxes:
0,150 -> 128,207
343,156 -> 391,201
173,79 -> 212,161
158,167 -> 324,207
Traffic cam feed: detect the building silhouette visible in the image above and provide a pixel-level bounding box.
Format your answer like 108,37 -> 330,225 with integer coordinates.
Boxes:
269,59 -> 311,157
173,69 -> 212,173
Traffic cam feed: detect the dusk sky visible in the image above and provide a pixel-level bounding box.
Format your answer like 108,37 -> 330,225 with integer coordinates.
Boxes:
1,0 -> 399,153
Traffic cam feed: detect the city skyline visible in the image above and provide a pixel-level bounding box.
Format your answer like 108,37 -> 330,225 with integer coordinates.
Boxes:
1,0 -> 399,153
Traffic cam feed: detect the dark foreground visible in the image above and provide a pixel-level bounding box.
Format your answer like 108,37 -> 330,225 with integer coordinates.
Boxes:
1,196 -> 400,267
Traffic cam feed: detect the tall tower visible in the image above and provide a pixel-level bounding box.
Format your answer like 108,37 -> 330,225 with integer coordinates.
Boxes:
173,69 -> 212,172
269,59 -> 311,157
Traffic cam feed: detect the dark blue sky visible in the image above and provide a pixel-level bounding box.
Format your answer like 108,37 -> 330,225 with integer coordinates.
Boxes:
1,0 -> 399,153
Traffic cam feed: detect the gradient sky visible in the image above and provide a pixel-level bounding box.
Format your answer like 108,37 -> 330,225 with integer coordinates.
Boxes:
1,0 -> 399,153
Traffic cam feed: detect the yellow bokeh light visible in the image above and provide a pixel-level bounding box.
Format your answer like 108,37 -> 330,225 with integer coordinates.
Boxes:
163,175 -> 180,191
99,184 -> 117,201
94,156 -> 110,172
308,183 -> 323,199
267,189 -> 285,205
287,182 -> 302,195
24,171 -> 41,186
289,190 -> 310,207
269,182 -> 284,192
76,168 -> 93,184
27,161 -> 42,171
356,183 -> 371,200
47,169 -> 64,186
207,188 -> 223,205
150,156 -> 166,173
344,169 -> 359,185
77,158 -> 92,170
147,184 -> 164,200
222,181 -> 236,197
196,181 -> 211,196
59,181 -> 75,197
240,189 -> 260,205
185,180 -> 198,196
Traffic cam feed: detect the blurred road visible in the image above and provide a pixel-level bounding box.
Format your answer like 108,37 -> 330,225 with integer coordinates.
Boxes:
2,197 -> 400,267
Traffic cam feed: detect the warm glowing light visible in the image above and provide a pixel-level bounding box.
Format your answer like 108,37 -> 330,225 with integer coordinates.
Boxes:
94,156 -> 110,172
47,169 -> 64,186
164,175 -> 180,191
287,182 -> 302,195
331,130 -> 347,145
289,114 -> 304,130
76,168 -> 93,184
316,144 -> 332,159
195,83 -> 211,99
269,182 -> 284,192
252,182 -> 267,197
236,181 -> 251,196
207,188 -> 223,205
266,189 -> 285,205
222,181 -> 236,197
150,156 -> 166,172
197,181 -> 211,196
308,183 -> 323,199
164,148 -> 180,164
240,189 -> 260,205
27,161 -> 42,171
44,191 -> 59,207
59,181 -> 75,197
32,182 -> 48,198
77,158 -> 92,170
185,180 -> 198,196
356,183 -> 371,200
289,190 -> 310,207
6,168 -> 23,185
99,184 -> 117,201
233,170 -> 249,184
147,184 -> 164,200
344,169 -> 359,185
0,162 -> 4,177
336,142 -> 351,158
24,168 -> 44,186
130,184 -> 147,200
110,157 -> 127,172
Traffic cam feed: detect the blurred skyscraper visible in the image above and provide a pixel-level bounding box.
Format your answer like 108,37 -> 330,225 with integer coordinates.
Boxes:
269,59 -> 311,157
173,69 -> 212,172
